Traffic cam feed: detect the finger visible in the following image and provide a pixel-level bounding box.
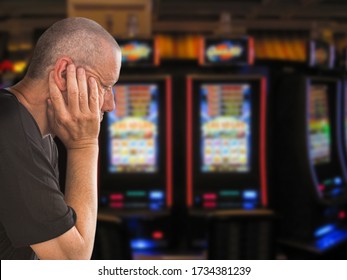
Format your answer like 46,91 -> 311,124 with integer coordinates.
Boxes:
66,64 -> 79,113
48,71 -> 68,116
88,77 -> 100,114
76,67 -> 89,113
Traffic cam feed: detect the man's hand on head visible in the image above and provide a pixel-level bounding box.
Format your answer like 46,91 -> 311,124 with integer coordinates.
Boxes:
47,64 -> 100,150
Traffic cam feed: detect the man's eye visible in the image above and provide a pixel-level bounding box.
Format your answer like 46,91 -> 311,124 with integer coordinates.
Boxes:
101,85 -> 110,93
103,85 -> 114,94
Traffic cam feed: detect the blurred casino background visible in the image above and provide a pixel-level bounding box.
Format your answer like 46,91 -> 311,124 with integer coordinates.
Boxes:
2,0 -> 347,75
2,0 -> 347,260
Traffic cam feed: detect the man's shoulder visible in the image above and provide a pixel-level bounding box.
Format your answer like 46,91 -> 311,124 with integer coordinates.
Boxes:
0,89 -> 21,121
0,89 -> 44,148
0,89 -> 29,143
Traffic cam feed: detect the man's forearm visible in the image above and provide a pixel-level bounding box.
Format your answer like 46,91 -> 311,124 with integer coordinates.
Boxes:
64,145 -> 99,257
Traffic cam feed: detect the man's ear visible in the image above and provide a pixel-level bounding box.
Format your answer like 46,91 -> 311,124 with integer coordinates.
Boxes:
53,57 -> 73,91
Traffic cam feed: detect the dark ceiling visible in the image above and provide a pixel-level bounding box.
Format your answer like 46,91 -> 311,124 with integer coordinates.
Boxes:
1,0 -> 347,33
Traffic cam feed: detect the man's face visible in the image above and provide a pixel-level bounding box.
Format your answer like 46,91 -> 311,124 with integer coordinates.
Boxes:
84,48 -> 121,121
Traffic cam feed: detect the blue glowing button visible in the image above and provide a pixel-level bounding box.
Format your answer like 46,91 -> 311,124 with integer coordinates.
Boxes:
149,202 -> 164,211
149,191 -> 164,201
314,224 -> 335,238
243,190 -> 258,200
315,229 -> 347,251
131,239 -> 156,250
243,202 -> 256,210
334,177 -> 342,185
331,188 -> 342,196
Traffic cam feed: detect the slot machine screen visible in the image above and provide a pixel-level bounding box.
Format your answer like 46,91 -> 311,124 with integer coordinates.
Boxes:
107,84 -> 159,173
200,83 -> 251,173
308,84 -> 331,165
188,75 -> 267,209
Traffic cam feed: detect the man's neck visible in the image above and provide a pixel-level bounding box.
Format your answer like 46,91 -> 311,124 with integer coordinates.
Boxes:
9,77 -> 50,137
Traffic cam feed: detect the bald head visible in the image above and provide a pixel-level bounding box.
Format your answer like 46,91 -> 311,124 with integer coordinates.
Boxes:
27,17 -> 120,80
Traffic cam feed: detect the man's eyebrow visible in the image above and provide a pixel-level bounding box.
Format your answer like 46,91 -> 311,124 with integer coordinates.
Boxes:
99,79 -> 113,88
101,78 -> 117,87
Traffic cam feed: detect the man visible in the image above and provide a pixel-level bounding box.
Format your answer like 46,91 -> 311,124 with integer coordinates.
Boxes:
0,17 -> 122,259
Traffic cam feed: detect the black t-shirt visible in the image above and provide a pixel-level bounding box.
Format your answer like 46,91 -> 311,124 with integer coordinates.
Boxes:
0,89 -> 76,259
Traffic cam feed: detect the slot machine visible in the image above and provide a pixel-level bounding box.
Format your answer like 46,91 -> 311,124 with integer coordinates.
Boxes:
273,40 -> 347,258
186,37 -> 274,259
98,38 -> 173,258
340,48 -> 347,179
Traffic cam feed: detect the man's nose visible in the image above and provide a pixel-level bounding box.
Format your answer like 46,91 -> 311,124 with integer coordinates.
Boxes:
101,92 -> 116,113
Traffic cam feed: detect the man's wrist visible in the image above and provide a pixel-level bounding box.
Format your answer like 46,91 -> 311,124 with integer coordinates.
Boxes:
66,139 -> 99,150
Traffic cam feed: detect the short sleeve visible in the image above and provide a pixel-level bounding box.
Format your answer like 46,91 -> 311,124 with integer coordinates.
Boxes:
0,95 -> 76,247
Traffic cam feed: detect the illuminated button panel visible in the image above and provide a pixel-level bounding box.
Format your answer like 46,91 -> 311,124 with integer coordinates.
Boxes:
99,189 -> 165,210
318,176 -> 347,199
126,217 -> 169,253
131,230 -> 166,251
314,223 -> 347,251
323,206 -> 347,221
195,188 -> 259,209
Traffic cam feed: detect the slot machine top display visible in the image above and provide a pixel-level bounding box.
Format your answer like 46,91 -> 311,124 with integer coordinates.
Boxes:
199,36 -> 254,66
118,38 -> 160,67
307,39 -> 335,69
